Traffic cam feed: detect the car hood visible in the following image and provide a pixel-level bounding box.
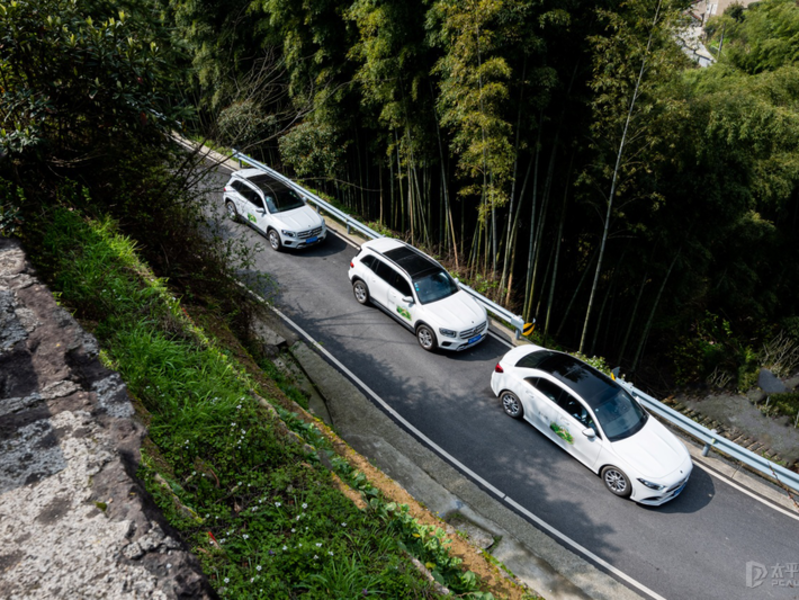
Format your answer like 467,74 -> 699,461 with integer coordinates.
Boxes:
612,417 -> 690,479
272,206 -> 323,231
423,291 -> 487,329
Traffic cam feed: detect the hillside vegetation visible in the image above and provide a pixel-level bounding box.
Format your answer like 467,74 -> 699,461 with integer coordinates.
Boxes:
13,184 -> 532,598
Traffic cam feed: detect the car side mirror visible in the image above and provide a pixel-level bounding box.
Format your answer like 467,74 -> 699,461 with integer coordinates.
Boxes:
402,296 -> 414,305
582,428 -> 596,439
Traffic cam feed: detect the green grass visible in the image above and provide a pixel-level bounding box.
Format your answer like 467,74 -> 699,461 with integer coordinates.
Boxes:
28,203 -> 499,599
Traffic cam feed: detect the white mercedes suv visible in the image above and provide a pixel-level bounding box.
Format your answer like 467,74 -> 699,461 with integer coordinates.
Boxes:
348,239 -> 489,351
223,169 -> 326,251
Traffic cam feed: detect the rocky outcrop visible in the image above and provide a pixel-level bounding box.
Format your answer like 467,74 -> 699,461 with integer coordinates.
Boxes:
0,238 -> 214,599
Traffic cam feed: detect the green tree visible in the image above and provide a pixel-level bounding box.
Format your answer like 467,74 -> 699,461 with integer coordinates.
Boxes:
428,0 -> 517,275
576,0 -> 689,353
706,0 -> 799,73
0,0 -> 183,165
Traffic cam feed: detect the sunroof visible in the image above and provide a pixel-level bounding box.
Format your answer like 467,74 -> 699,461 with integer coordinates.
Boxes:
384,246 -> 439,279
536,353 -> 617,407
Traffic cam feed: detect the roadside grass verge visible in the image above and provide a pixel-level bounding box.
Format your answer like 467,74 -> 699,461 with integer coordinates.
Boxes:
25,202 -> 522,599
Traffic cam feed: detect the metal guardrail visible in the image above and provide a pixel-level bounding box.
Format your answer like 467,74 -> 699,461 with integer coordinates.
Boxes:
615,378 -> 799,494
231,150 -> 527,338
231,151 -> 386,241
228,150 -> 799,495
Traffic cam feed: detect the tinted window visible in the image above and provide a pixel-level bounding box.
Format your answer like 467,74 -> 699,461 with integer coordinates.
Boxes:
383,246 -> 439,279
231,180 -> 264,208
413,269 -> 460,304
517,350 -> 621,410
361,254 -> 377,271
526,377 -> 563,404
592,390 -> 648,442
515,350 -> 550,370
392,273 -> 412,297
265,188 -> 305,213
374,260 -> 400,285
235,183 -> 263,209
558,392 -> 599,436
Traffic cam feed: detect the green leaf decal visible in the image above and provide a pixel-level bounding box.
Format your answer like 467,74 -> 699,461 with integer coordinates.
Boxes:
550,422 -> 574,444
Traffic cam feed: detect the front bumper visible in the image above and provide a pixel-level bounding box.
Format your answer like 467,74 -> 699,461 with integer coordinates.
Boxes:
439,324 -> 489,351
282,230 -> 327,249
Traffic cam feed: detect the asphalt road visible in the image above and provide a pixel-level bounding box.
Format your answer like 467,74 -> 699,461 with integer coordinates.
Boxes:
206,166 -> 799,600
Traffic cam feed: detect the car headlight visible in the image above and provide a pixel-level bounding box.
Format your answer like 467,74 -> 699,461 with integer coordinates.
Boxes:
637,478 -> 665,491
438,328 -> 457,338
281,230 -> 296,237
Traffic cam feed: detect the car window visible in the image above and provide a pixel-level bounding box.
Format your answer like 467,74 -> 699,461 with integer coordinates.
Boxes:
412,269 -> 459,304
558,392 -> 600,436
374,260 -> 401,286
361,254 -> 377,271
269,189 -> 305,213
526,377 -> 563,405
592,389 -> 648,442
239,185 -> 263,209
231,180 -> 247,194
515,350 -> 550,370
391,272 -> 412,297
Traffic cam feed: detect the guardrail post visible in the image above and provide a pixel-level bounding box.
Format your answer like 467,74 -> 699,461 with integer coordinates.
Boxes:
702,429 -> 718,457
346,216 -> 352,235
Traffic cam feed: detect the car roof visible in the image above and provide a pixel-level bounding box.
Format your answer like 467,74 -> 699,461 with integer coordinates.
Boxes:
363,239 -> 442,280
515,347 -> 619,409
232,170 -> 294,196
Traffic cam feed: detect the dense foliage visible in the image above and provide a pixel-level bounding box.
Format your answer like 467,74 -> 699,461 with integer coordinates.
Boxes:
159,0 -> 799,389
4,0 -> 799,388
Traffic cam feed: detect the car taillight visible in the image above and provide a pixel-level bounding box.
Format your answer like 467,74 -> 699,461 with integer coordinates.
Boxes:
350,261 -> 354,268
494,364 -> 503,373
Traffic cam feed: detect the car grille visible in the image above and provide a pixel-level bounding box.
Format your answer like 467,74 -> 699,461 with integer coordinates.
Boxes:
298,226 -> 323,239
666,477 -> 688,494
459,322 -> 487,339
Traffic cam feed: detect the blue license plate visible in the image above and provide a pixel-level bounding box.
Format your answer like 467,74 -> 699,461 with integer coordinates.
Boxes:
672,482 -> 687,498
467,334 -> 482,345
306,236 -> 318,244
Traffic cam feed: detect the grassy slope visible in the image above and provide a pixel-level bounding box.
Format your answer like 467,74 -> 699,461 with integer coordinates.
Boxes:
26,204 -> 536,600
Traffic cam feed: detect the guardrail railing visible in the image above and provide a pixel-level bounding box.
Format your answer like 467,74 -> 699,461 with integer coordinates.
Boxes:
228,149 -> 799,496
615,378 -> 799,495
231,150 -> 527,338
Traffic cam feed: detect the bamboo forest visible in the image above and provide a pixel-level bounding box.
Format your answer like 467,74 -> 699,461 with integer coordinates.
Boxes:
4,0 -> 799,389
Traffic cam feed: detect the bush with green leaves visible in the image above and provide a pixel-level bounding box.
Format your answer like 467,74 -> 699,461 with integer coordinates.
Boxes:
25,200 -> 501,599
0,0 -> 186,163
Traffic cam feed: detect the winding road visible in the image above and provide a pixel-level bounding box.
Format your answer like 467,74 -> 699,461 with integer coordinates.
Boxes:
207,165 -> 799,600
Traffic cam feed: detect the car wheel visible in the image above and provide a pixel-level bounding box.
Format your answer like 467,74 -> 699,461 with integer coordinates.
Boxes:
601,466 -> 632,498
267,228 -> 282,251
416,324 -> 438,352
501,391 -> 523,419
352,280 -> 370,305
225,201 -> 239,223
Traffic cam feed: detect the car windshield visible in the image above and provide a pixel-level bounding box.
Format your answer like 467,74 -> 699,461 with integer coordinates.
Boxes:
264,189 -> 305,213
591,388 -> 648,442
413,269 -> 460,304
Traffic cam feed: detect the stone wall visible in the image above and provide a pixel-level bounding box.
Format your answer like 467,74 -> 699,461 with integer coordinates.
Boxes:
0,238 -> 214,599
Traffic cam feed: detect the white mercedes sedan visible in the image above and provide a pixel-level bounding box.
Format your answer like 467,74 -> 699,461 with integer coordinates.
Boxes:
491,344 -> 692,505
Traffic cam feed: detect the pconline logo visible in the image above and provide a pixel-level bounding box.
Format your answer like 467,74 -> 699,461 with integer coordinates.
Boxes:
746,562 -> 768,588
747,562 -> 799,588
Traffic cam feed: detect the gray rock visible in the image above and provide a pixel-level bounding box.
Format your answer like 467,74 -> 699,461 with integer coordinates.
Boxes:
758,368 -> 789,395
